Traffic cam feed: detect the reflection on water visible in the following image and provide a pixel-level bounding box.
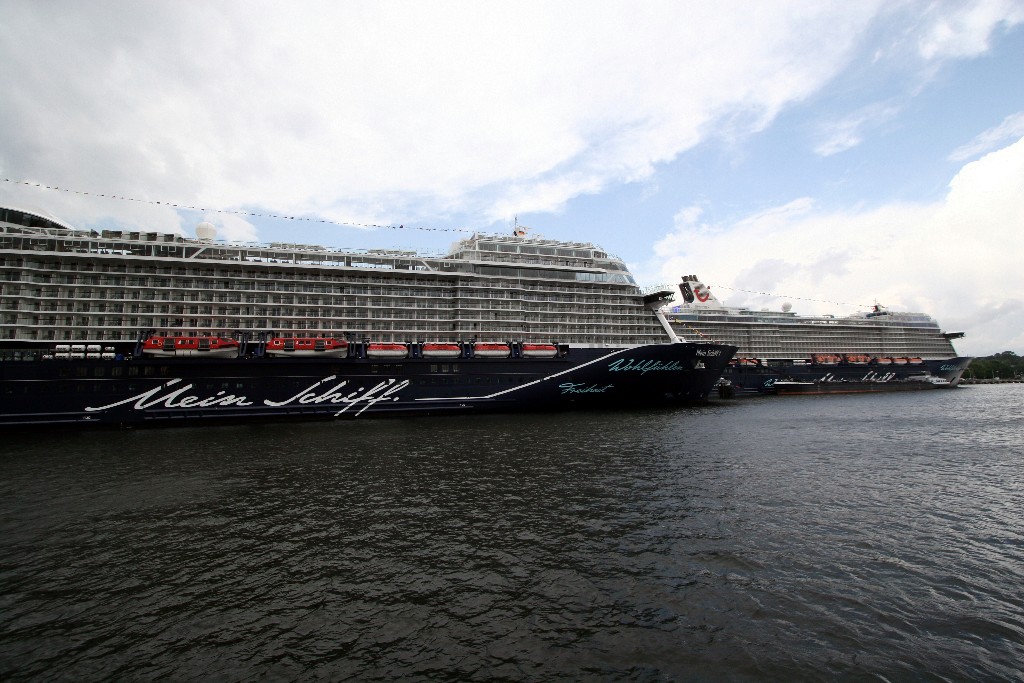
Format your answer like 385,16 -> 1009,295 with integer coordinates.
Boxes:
2,385 -> 1023,680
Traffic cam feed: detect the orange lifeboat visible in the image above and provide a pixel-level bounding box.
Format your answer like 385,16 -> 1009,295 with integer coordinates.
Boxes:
812,354 -> 841,365
844,354 -> 871,365
266,336 -> 349,358
521,343 -> 558,358
142,335 -> 240,357
874,356 -> 893,365
366,342 -> 409,359
473,342 -> 511,358
422,342 -> 462,358
891,357 -> 909,365
907,357 -> 924,365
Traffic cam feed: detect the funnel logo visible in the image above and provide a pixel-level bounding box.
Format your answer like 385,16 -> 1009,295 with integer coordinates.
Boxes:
693,284 -> 710,302
680,282 -> 695,303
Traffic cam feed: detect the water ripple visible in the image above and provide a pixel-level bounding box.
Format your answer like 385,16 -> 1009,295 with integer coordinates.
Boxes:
2,385 -> 1023,681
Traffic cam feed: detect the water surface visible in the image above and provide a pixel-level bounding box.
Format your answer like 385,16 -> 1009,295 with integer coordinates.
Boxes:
2,385 -> 1022,681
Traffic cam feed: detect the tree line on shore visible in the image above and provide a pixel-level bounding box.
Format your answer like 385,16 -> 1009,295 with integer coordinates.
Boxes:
965,351 -> 1024,380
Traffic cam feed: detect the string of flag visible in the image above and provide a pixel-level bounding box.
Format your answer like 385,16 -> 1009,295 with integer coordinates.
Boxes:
2,178 -> 475,233
2,177 -> 886,309
707,284 -> 871,310
672,322 -> 723,344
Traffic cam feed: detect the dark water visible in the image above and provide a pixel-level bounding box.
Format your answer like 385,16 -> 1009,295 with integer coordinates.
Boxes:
2,385 -> 1023,682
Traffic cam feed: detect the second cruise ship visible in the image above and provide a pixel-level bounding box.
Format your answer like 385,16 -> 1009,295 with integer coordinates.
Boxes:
668,275 -> 971,394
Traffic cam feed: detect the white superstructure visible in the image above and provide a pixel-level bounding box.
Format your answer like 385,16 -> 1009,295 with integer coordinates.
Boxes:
0,207 -> 670,346
670,275 -> 962,360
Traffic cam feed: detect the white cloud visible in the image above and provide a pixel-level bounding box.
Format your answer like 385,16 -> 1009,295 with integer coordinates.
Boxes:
949,111 -> 1024,161
0,1 -> 883,230
813,102 -> 903,157
650,136 -> 1024,356
917,0 -> 1024,59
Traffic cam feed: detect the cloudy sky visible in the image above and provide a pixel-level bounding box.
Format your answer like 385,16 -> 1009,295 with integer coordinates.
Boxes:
2,1 -> 1022,355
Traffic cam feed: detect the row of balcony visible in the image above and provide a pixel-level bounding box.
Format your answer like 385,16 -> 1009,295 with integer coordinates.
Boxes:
1,259 -> 641,296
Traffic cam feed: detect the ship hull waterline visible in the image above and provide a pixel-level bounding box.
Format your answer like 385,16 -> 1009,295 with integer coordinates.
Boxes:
0,343 -> 736,428
723,357 -> 972,396
771,380 -> 947,396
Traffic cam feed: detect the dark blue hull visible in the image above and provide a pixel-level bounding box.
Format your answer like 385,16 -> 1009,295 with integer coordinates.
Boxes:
0,342 -> 736,427
723,357 -> 972,395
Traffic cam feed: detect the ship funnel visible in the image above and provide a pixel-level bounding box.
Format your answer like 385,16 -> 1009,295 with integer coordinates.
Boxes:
678,275 -> 723,309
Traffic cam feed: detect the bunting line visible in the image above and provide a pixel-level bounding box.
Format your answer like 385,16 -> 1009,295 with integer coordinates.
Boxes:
2,178 -> 475,233
708,284 -> 871,310
672,322 -> 723,344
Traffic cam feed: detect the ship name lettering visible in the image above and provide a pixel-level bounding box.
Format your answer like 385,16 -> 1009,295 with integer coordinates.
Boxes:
263,376 -> 409,416
332,380 -> 409,416
559,382 -> 614,394
84,378 -> 254,412
84,375 -> 410,416
263,375 -> 346,406
262,376 -> 411,416
607,358 -> 685,374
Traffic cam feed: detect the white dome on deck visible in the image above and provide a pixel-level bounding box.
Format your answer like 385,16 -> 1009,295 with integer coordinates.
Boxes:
195,222 -> 217,241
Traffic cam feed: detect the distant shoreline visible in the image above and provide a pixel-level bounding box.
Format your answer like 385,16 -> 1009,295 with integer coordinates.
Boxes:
960,378 -> 1024,384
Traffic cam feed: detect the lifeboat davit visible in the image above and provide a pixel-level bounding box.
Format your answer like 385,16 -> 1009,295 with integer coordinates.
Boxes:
142,335 -> 240,357
265,337 -> 349,358
521,343 -> 558,358
421,343 -> 462,358
366,342 -> 409,359
473,342 -> 511,358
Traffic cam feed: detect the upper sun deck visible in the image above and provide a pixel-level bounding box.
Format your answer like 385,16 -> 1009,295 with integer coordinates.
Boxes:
0,205 -> 81,233
445,230 -> 631,275
1,208 -> 636,285
448,232 -> 611,259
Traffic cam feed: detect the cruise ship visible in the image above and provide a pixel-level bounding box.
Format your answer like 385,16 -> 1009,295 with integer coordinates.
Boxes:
669,275 -> 971,394
0,206 -> 736,426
